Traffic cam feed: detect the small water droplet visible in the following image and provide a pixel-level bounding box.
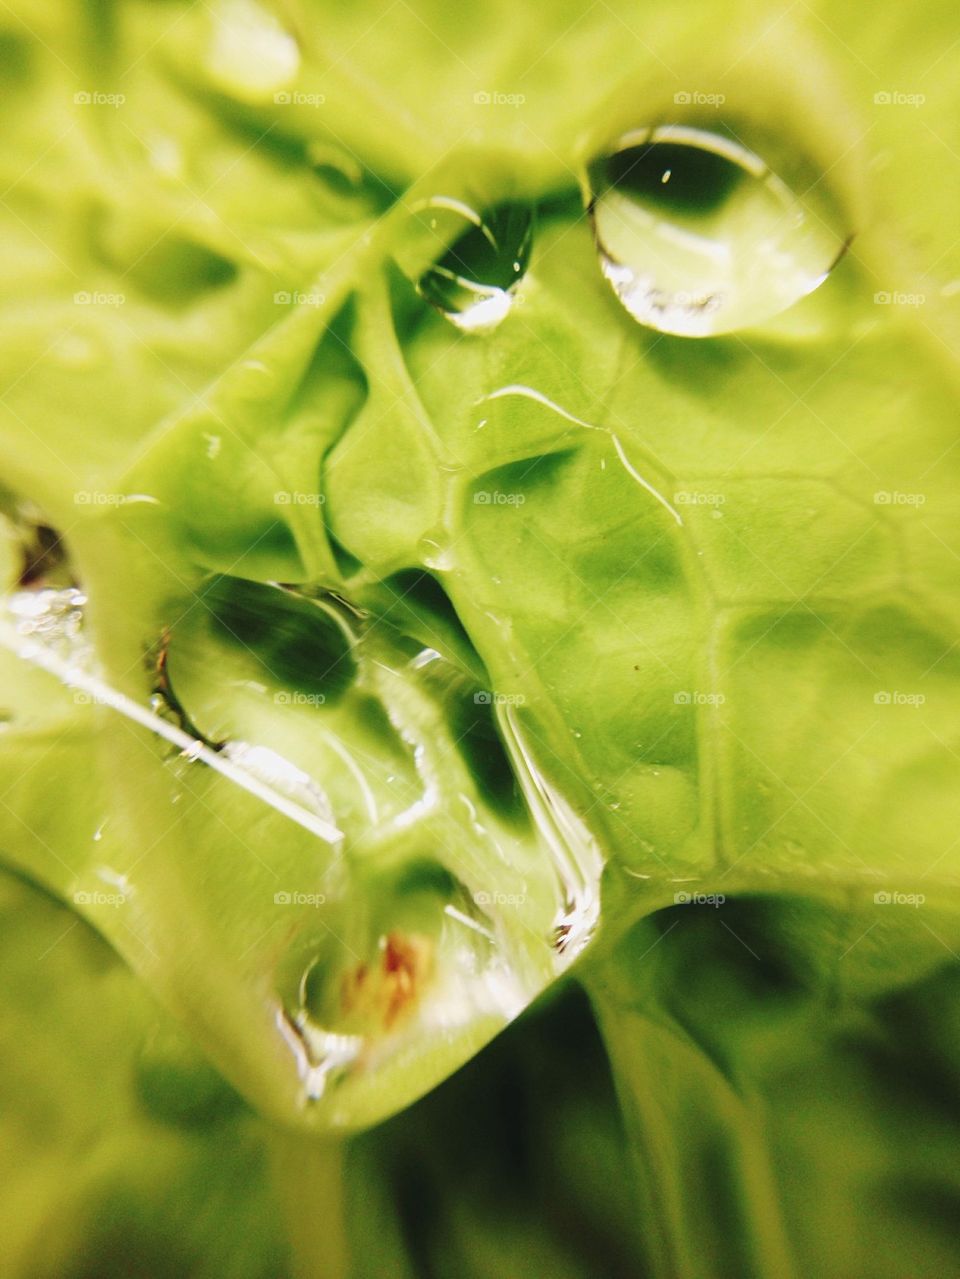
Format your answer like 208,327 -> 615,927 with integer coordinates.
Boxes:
417,532 -> 455,571
55,335 -> 102,369
586,125 -> 848,336
400,198 -> 533,333
307,143 -> 363,191
238,358 -> 274,389
145,133 -> 184,180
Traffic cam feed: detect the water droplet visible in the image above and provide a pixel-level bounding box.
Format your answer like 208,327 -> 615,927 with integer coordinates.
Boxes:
145,133 -> 185,180
206,0 -> 300,104
55,335 -> 102,369
307,143 -> 364,191
498,704 -> 603,960
277,864 -> 533,1109
6,586 -> 90,661
221,741 -> 337,829
586,125 -> 849,336
417,532 -> 455,571
401,198 -> 533,333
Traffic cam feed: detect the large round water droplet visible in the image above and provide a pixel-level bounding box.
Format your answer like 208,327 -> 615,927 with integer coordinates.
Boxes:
205,0 -> 300,104
401,198 -> 533,333
586,125 -> 849,337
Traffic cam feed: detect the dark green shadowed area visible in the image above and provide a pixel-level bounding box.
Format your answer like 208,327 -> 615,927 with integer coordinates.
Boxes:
599,141 -> 746,216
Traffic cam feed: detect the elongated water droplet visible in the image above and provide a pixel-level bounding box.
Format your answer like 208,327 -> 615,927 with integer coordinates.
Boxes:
402,198 -> 533,332
498,703 -> 603,959
221,741 -> 337,829
586,125 -> 848,337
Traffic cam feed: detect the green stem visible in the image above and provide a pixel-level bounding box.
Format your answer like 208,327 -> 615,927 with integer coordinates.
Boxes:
268,1130 -> 351,1279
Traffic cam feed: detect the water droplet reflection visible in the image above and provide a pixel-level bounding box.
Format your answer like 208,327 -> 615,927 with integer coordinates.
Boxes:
403,198 -> 533,332
586,125 -> 849,336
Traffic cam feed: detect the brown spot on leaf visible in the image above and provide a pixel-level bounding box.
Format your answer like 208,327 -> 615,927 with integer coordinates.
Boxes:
339,932 -> 432,1031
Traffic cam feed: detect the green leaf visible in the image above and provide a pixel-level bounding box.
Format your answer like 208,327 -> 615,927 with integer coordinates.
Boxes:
1,0 -> 960,1273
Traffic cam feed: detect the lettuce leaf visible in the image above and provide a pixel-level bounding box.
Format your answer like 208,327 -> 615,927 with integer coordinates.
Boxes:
1,0 -> 959,1274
